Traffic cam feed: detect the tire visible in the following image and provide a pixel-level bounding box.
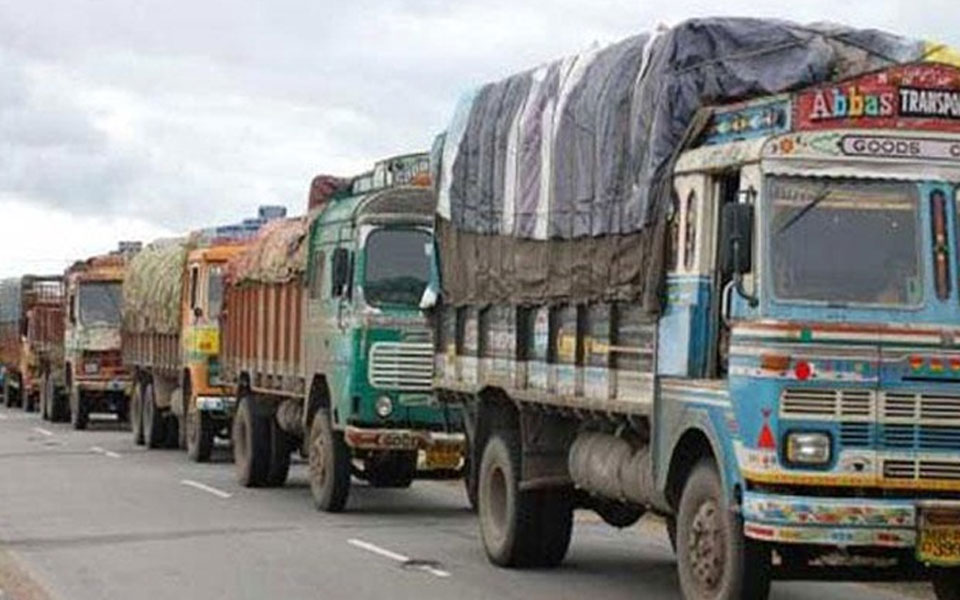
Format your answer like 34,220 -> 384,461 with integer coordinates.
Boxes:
115,392 -> 129,425
25,389 -> 38,413
233,394 -> 271,487
933,568 -> 960,600
52,388 -> 69,423
667,515 -> 678,554
5,375 -> 20,408
308,408 -> 351,512
143,383 -> 165,449
40,374 -> 51,421
69,386 -> 88,430
131,380 -> 145,445
478,429 -> 573,568
186,405 -> 215,463
464,450 -> 479,510
266,419 -> 293,487
676,460 -> 770,600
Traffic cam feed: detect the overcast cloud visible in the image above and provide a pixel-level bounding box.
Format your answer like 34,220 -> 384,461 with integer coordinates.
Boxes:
0,0 -> 957,276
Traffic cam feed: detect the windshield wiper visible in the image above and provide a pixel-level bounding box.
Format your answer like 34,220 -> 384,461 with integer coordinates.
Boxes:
776,186 -> 831,235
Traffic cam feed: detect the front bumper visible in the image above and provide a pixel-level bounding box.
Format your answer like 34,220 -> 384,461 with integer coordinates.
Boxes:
344,426 -> 466,454
743,491 -> 960,552
76,377 -> 132,394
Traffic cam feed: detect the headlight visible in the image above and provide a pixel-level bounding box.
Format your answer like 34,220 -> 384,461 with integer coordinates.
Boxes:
785,432 -> 831,465
84,362 -> 99,375
375,395 -> 393,418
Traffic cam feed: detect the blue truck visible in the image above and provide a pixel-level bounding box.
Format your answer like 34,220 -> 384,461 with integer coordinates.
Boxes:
431,22 -> 960,600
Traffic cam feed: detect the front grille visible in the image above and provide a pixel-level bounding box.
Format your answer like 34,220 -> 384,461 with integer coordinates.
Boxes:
884,459 -> 960,481
368,342 -> 433,391
840,422 -> 871,446
881,392 -> 960,422
780,388 -> 873,420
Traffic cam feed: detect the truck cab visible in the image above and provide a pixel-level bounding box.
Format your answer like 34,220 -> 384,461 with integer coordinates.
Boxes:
303,154 -> 465,509
658,62 -> 960,592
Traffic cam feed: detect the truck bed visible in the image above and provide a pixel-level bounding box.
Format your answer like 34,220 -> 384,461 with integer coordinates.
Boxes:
122,331 -> 180,374
222,278 -> 305,397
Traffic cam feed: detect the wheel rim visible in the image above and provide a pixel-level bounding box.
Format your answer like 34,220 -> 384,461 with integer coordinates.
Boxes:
309,422 -> 329,495
688,499 -> 726,593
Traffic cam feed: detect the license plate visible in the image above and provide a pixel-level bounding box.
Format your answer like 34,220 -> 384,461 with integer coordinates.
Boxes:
424,449 -> 461,470
918,507 -> 960,566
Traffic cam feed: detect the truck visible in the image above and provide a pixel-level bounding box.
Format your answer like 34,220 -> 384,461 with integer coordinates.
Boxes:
431,19 -> 960,600
222,154 -> 466,511
122,209 -> 281,458
64,245 -> 139,429
0,276 -> 66,416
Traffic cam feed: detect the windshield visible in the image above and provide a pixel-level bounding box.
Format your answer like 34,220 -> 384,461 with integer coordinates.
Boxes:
208,266 -> 224,319
363,228 -> 431,307
768,176 -> 922,307
78,282 -> 122,326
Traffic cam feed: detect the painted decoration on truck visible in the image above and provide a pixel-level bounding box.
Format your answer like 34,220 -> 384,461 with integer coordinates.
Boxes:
702,97 -> 792,146
795,63 -> 960,133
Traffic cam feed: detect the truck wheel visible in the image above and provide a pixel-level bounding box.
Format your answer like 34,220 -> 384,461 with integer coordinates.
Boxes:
233,395 -> 271,487
5,375 -> 20,408
186,405 -> 215,463
40,375 -> 51,420
25,389 -> 38,413
933,568 -> 960,600
677,460 -> 770,600
52,389 -> 69,423
266,419 -> 293,487
478,429 -> 573,568
131,381 -> 145,445
308,408 -> 351,512
464,451 -> 479,510
667,515 -> 678,554
143,383 -> 165,448
364,451 -> 416,488
69,387 -> 88,430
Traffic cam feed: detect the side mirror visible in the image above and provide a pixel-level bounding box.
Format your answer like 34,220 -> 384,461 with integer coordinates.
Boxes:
720,203 -> 754,276
331,247 -> 349,297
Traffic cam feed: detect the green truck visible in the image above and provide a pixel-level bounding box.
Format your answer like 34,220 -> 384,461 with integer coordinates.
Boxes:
222,154 -> 466,511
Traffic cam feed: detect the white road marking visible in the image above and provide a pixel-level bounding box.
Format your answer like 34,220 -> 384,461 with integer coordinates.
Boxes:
90,446 -> 122,459
348,538 -> 451,578
32,427 -> 53,437
179,479 -> 232,499
0,413 -> 7,420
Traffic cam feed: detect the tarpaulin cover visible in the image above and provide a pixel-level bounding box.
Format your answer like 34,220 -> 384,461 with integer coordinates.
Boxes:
226,217 -> 310,285
435,17 -> 934,311
0,278 -> 21,324
123,239 -> 192,335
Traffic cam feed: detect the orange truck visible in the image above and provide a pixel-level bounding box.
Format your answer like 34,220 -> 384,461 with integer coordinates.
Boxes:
0,276 -> 65,414
63,245 -> 139,429
123,209 -> 282,459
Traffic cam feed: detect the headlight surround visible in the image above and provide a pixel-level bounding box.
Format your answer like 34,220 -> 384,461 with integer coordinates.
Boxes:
83,361 -> 99,375
375,395 -> 393,418
785,431 -> 831,466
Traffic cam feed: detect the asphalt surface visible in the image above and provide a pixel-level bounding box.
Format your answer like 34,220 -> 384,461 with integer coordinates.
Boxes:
0,405 -> 932,600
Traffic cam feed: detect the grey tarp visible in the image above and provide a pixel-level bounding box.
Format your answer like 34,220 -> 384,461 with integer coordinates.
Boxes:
435,17 -> 929,311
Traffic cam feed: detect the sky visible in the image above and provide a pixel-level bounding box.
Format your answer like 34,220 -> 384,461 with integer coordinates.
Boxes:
1,0 -> 958,277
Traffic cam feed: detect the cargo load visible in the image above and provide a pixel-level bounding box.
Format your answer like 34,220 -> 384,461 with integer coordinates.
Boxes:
435,17 -> 941,312
122,238 -> 193,336
225,217 -> 310,285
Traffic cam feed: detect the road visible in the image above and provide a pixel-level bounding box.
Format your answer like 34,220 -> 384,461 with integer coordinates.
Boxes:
0,406 -> 930,600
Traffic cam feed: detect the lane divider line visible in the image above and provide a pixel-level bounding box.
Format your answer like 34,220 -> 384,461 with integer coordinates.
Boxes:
347,538 -> 451,578
32,427 -> 53,437
179,479 -> 232,499
90,446 -> 122,459
0,413 -> 8,420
